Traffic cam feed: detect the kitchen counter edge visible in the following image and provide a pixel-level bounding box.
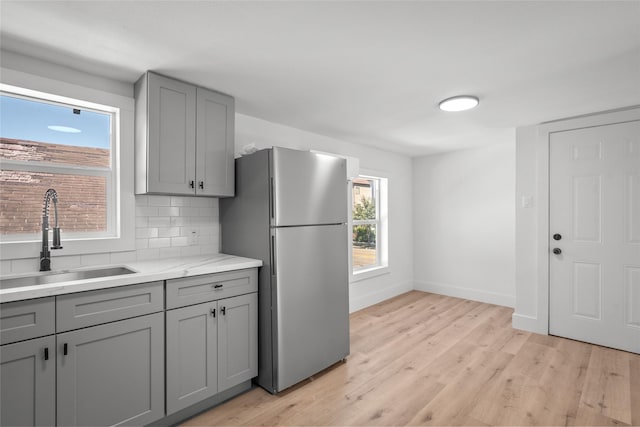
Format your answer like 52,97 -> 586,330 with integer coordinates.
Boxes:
0,254 -> 262,303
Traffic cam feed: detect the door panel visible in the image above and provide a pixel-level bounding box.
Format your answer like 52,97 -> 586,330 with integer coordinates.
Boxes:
572,262 -> 601,319
148,72 -> 196,194
218,293 -> 257,392
626,267 -> 640,327
629,174 -> 640,243
572,175 -> 601,242
549,120 -> 640,353
272,147 -> 347,226
274,224 -> 350,391
57,313 -> 164,426
166,302 -> 217,414
1,336 -> 55,427
196,87 -> 234,196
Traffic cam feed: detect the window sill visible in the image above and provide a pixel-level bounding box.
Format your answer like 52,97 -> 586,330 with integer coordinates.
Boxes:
350,265 -> 389,283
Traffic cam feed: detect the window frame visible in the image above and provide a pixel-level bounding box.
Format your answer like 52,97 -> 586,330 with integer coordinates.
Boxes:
1,90 -> 118,241
349,172 -> 389,282
0,67 -> 135,261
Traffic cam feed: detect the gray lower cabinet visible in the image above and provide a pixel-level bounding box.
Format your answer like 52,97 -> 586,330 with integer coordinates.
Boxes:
166,302 -> 218,414
56,312 -> 165,427
0,336 -> 56,427
218,293 -> 258,391
166,292 -> 257,415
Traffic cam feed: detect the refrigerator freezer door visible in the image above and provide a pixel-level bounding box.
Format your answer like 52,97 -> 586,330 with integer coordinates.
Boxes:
272,147 -> 348,226
274,224 -> 350,392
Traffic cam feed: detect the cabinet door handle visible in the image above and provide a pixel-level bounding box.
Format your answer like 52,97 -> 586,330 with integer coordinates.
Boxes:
189,180 -> 195,189
63,343 -> 68,356
210,308 -> 216,318
199,181 -> 204,189
221,306 -> 226,316
44,347 -> 49,361
213,284 -> 223,289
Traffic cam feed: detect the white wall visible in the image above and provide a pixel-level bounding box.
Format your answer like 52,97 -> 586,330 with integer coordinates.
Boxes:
413,142 -> 516,307
235,114 -> 414,312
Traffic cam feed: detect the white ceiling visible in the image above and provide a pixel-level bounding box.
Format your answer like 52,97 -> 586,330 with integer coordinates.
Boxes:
1,1 -> 639,157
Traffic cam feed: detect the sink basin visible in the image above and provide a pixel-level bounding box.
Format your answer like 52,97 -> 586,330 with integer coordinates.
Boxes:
0,266 -> 137,290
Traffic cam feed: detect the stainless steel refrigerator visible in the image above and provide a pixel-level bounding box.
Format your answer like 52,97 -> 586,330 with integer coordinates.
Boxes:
220,146 -> 350,394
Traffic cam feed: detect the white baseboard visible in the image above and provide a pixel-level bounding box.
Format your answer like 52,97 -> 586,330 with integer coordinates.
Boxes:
414,280 -> 515,308
511,312 -> 547,334
349,280 -> 413,313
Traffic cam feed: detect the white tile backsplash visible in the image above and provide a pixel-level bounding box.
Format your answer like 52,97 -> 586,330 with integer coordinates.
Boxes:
5,195 -> 221,275
80,253 -> 111,266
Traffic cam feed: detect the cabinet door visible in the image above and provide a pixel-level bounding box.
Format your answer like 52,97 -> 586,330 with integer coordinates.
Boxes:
1,336 -> 55,427
57,313 -> 164,427
196,87 -> 235,197
147,72 -> 197,194
166,302 -> 218,415
218,293 -> 258,392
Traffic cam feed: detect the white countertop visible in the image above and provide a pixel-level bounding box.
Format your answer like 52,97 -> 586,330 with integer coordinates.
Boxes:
0,254 -> 262,303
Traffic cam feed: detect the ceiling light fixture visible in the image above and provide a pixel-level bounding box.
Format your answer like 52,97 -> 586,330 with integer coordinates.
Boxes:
438,95 -> 479,112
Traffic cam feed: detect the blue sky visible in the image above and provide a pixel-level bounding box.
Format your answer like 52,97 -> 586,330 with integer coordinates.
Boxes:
0,95 -> 110,149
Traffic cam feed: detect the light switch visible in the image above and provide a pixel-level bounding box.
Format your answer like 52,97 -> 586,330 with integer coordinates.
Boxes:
521,195 -> 533,208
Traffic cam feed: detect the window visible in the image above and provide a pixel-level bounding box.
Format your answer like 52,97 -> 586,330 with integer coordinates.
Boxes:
0,93 -> 115,238
351,174 -> 388,278
0,68 -> 135,259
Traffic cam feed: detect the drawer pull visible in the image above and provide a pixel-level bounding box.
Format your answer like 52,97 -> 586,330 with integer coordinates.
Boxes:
210,308 -> 216,318
44,347 -> 49,361
213,284 -> 223,289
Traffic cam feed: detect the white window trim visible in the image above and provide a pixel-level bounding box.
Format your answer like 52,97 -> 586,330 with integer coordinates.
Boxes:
349,170 -> 389,283
0,67 -> 135,260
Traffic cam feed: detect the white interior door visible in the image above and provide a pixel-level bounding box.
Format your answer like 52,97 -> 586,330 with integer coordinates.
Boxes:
549,120 -> 640,353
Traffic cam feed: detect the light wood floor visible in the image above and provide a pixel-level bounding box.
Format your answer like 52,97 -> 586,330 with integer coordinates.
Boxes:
183,291 -> 640,426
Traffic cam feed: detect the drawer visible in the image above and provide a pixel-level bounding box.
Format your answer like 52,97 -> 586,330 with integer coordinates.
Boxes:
56,281 -> 164,332
0,297 -> 55,345
166,268 -> 257,309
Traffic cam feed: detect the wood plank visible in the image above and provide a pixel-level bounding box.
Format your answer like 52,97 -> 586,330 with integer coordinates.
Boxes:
579,346 -> 632,424
631,355 -> 640,426
405,349 -> 514,426
571,405 -> 631,426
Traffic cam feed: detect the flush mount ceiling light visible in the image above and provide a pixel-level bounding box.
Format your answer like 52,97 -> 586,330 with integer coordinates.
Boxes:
438,95 -> 479,112
48,125 -> 81,133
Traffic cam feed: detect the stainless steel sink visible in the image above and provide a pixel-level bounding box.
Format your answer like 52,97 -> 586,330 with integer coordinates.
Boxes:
0,266 -> 137,290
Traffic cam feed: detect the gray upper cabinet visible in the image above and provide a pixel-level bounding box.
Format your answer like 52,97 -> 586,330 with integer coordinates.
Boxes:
195,87 -> 235,196
135,71 -> 235,197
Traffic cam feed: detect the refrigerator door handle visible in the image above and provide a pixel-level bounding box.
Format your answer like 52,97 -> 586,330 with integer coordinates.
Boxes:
270,177 -> 275,220
271,234 -> 276,272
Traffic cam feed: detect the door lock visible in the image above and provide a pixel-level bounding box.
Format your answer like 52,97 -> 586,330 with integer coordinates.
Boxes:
553,234 -> 562,241
553,248 -> 562,255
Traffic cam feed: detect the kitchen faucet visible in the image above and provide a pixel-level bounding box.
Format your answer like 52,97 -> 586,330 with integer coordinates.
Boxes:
40,188 -> 63,271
